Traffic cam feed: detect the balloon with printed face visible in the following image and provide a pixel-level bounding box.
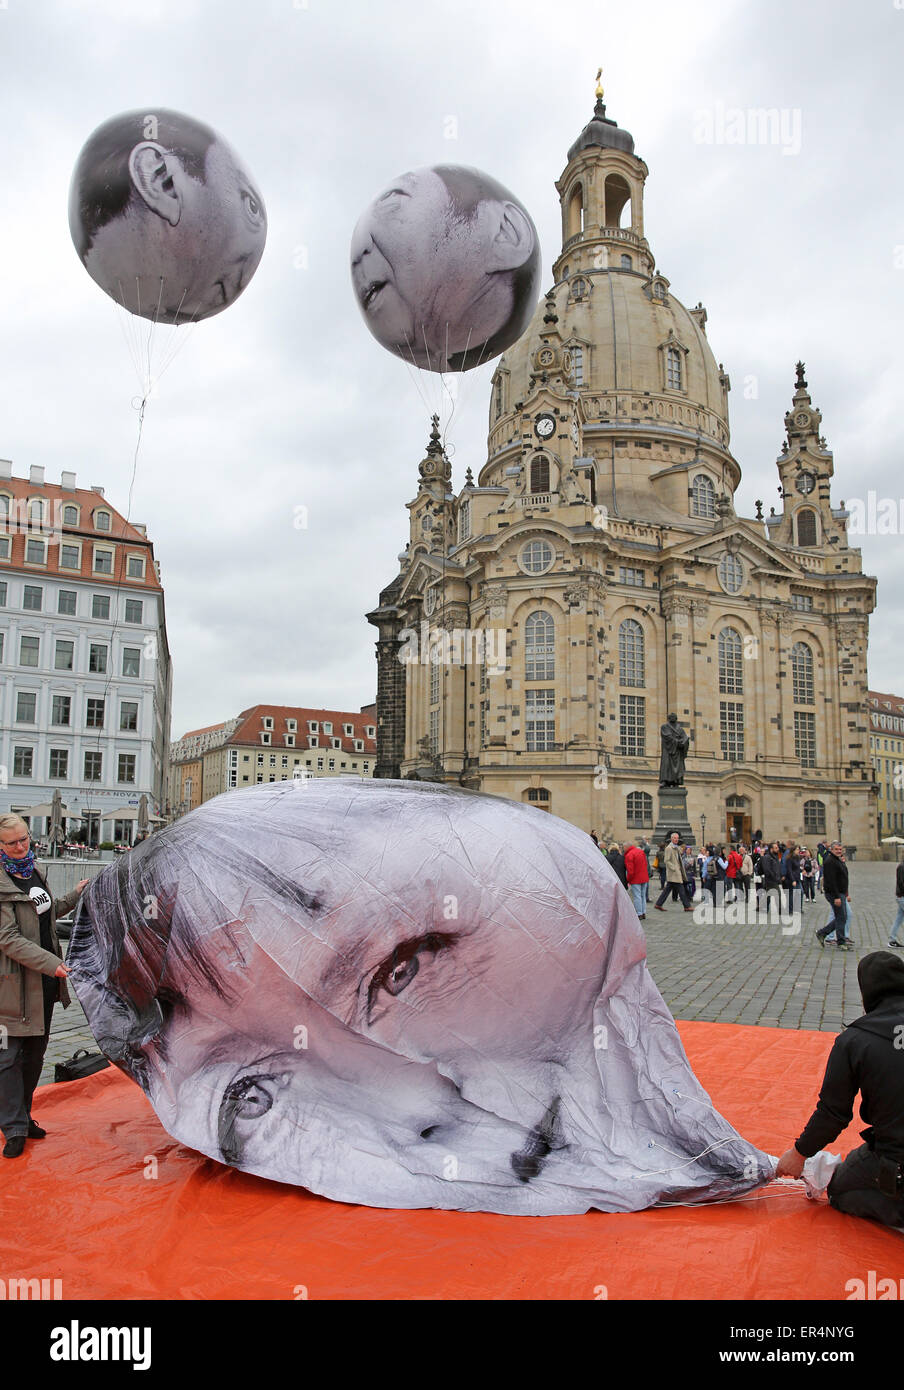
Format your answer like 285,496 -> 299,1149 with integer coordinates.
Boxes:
68,108 -> 267,324
350,165 -> 541,372
67,779 -> 772,1215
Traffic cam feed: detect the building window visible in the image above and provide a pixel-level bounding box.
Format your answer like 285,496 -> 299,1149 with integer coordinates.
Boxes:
717,552 -> 744,595
430,653 -> 440,705
13,747 -> 33,777
0,536 -> 9,559
571,345 -> 584,386
620,254 -> 632,270
529,456 -> 550,494
316,757 -> 324,771
117,754 -> 136,783
308,735 -> 319,748
366,726 -> 375,738
126,555 -> 145,578
120,701 -> 138,731
63,504 -> 79,525
354,739 -> 364,751
16,692 -> 36,722
84,751 -> 102,781
269,754 -> 276,767
0,582 -> 6,606
287,719 -> 297,732
804,799 -> 826,836
122,647 -> 141,677
525,611 -> 555,681
719,702 -> 744,761
86,698 -> 105,728
691,474 -> 716,519
494,376 -> 504,419
791,642 -> 814,704
92,594 -> 111,620
58,590 -> 77,615
796,509 -> 817,548
308,721 -> 319,733
260,732 -> 271,746
93,548 -> 114,574
286,734 -> 295,747
791,593 -> 813,611
343,724 -> 353,736
25,539 -> 46,565
667,347 -> 682,390
23,584 -> 42,611
525,688 -> 555,751
281,755 -> 289,768
89,643 -> 108,674
519,539 -> 554,575
458,497 -> 471,543
526,787 -> 551,806
19,636 -> 39,667
618,619 -> 645,687
626,791 -> 653,828
619,694 -> 645,755
51,695 -> 71,726
49,748 -> 69,779
795,710 -> 817,768
54,639 -> 74,671
262,717 -> 273,730
479,698 -> 488,748
619,567 -> 644,586
124,598 -> 143,623
60,544 -> 80,570
256,753 -> 264,766
323,722 -> 332,735
718,628 -> 744,694
95,511 -> 112,532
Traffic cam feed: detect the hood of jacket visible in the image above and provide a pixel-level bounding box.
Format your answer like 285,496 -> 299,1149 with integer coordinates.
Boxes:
847,952 -> 904,1035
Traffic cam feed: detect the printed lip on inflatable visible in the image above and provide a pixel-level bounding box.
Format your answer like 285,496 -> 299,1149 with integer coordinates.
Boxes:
67,779 -> 773,1215
350,165 -> 541,372
68,108 -> 267,324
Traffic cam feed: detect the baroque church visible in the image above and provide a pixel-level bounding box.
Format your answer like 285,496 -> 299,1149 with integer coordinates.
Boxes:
367,89 -> 877,850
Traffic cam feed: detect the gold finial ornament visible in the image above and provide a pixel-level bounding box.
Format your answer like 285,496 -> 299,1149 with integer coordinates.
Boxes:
595,67 -> 604,100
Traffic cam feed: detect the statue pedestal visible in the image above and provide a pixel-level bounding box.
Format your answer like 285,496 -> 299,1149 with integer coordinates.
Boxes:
652,786 -> 695,846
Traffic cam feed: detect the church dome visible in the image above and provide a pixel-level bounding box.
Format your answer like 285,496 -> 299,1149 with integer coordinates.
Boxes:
567,97 -> 635,161
497,268 -> 731,450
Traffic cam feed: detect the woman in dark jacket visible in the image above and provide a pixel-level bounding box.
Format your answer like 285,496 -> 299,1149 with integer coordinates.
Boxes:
0,815 -> 87,1157
606,843 -> 628,889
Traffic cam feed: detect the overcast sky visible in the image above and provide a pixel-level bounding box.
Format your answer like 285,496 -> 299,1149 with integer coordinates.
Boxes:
1,0 -> 902,737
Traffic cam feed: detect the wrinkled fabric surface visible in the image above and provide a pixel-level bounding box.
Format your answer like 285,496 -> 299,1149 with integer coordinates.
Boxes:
66,779 -> 773,1214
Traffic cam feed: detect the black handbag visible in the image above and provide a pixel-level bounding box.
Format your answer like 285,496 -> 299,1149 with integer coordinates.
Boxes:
54,1048 -> 110,1083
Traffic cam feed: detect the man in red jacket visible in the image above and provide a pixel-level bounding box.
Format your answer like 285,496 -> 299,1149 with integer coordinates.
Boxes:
624,839 -> 650,921
726,846 -> 743,904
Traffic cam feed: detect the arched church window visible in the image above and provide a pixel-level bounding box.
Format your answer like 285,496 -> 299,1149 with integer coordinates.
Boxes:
525,611 -> 555,681
718,628 -> 744,694
571,345 -> 584,386
626,791 -> 652,828
567,184 -> 584,238
691,474 -> 716,519
494,376 -> 504,419
666,347 -> 682,391
791,642 -> 814,704
796,509 -> 817,547
620,254 -> 632,270
618,619 -> 645,687
604,174 -> 631,228
458,497 -> 471,544
804,800 -> 826,836
530,456 -> 550,494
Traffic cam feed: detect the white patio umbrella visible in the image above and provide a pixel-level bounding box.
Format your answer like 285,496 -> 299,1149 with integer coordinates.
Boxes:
881,835 -> 904,860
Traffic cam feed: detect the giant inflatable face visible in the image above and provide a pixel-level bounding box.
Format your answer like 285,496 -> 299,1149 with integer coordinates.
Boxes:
350,165 -> 541,372
68,780 -> 772,1214
69,108 -> 266,324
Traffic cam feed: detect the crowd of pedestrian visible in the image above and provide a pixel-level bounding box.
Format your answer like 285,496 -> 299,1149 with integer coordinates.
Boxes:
587,829 -> 904,955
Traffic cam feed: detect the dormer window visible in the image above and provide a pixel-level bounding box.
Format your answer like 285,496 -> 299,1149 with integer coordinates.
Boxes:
262,716 -> 273,730
366,726 -> 376,739
323,721 -> 332,735
354,739 -> 364,751
308,720 -> 318,733
260,732 -> 271,746
63,504 -> 79,526
667,347 -> 682,390
287,718 -> 297,732
95,510 -> 112,532
343,723 -> 353,736
308,735 -> 319,748
691,474 -> 716,519
332,737 -> 341,749
286,734 -> 295,747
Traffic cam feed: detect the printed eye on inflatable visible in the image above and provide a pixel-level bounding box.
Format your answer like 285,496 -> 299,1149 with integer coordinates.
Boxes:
68,108 -> 267,325
350,165 -> 541,373
67,779 -> 772,1215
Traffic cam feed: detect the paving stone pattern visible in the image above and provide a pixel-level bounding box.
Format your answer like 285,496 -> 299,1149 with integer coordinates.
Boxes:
40,861 -> 903,1086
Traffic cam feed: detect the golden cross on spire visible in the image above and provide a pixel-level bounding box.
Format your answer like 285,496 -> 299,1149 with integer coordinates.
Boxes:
595,67 -> 604,100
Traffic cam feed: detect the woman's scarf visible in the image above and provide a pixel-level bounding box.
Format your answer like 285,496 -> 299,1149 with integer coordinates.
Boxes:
1,846 -> 37,878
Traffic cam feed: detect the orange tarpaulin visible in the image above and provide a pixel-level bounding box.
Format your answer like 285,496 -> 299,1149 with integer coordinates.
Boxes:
3,1021 -> 902,1300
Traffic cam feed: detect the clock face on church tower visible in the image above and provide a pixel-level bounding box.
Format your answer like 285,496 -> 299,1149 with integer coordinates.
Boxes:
795,471 -> 816,495
535,413 -> 555,440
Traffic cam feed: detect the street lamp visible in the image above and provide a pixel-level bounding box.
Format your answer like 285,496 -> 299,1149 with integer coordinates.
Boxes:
700,813 -> 706,849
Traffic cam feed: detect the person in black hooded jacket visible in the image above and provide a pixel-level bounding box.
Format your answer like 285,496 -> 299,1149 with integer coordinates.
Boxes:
775,951 -> 904,1227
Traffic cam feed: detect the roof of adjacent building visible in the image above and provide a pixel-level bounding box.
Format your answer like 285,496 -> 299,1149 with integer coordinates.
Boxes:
868,690 -> 904,713
227,705 -> 377,754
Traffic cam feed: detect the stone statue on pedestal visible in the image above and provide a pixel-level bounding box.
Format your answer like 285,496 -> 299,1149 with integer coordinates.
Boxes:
659,713 -> 689,787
